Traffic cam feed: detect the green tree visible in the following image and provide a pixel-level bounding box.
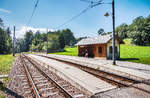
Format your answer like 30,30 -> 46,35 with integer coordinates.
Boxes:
16,38 -> 25,53
61,29 -> 76,46
58,33 -> 65,49
98,28 -> 105,35
116,23 -> 128,40
31,31 -> 43,52
0,18 -> 4,28
115,15 -> 150,46
128,16 -> 150,46
29,28 -> 76,52
6,27 -> 12,53
0,28 -> 7,54
0,19 -> 12,54
24,30 -> 34,52
47,34 -> 60,52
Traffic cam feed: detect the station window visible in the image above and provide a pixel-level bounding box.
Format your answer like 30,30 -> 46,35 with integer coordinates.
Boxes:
98,46 -> 102,53
109,46 -> 117,53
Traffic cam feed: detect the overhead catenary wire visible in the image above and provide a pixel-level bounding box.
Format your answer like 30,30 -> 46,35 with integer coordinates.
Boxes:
25,0 -> 110,31
80,0 -> 99,4
55,0 -> 103,29
80,0 -> 102,4
55,5 -> 91,29
26,0 -> 40,27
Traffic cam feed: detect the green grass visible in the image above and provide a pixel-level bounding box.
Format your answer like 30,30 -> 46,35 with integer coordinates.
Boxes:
51,45 -> 150,65
0,96 -> 5,98
120,44 -> 150,65
0,54 -> 15,75
51,47 -> 78,56
0,54 -> 15,98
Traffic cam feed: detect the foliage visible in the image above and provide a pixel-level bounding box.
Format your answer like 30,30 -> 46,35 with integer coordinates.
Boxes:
29,28 -> 76,53
128,16 -> 150,46
98,28 -> 105,35
116,23 -> 128,40
47,33 -> 60,52
0,18 -> 4,28
0,18 -> 12,54
31,31 -> 44,52
15,38 -> 26,53
0,28 -> 7,54
123,38 -> 132,45
61,29 -> 76,46
116,15 -> 150,46
24,30 -> 34,52
58,33 -> 65,49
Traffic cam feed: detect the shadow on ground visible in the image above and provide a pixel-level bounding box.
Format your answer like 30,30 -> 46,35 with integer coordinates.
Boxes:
119,58 -> 139,61
0,83 -> 23,98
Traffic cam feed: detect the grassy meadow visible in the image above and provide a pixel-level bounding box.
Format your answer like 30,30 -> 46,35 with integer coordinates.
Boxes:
0,54 -> 15,97
120,44 -> 150,65
51,41 -> 150,65
51,47 -> 78,56
0,55 -> 15,75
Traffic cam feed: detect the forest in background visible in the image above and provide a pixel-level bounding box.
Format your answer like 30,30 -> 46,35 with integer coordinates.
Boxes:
0,18 -> 12,54
116,15 -> 150,45
16,28 -> 77,53
0,15 -> 150,54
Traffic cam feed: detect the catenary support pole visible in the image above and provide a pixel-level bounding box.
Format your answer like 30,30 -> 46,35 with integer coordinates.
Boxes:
13,26 -> 16,56
112,0 -> 116,65
47,28 -> 48,54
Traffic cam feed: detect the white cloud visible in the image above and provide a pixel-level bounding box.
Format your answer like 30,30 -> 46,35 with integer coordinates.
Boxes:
0,8 -> 11,14
14,26 -> 55,38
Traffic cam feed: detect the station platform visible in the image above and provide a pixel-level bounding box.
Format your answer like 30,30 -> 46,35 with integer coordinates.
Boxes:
96,83 -> 150,98
39,54 -> 150,82
28,54 -> 116,96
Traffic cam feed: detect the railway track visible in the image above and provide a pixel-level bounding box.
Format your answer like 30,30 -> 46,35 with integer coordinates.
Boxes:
21,54 -> 88,98
37,54 -> 150,94
7,57 -> 33,98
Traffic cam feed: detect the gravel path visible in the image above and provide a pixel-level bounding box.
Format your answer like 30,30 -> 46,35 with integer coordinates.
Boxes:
6,57 -> 33,98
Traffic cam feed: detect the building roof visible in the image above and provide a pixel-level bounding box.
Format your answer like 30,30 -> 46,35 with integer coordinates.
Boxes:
76,34 -> 112,46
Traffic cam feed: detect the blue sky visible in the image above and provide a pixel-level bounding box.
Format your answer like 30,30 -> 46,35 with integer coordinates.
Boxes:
0,0 -> 150,38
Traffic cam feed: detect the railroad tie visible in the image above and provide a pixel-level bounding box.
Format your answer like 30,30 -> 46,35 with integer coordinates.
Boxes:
42,92 -> 58,97
73,94 -> 84,98
39,87 -> 55,92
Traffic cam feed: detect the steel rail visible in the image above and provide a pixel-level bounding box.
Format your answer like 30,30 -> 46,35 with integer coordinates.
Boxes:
38,55 -> 150,94
22,54 -> 74,98
20,55 -> 41,98
39,55 -> 137,86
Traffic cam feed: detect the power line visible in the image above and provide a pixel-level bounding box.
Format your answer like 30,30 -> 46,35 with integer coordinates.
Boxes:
80,0 -> 99,4
55,5 -> 91,29
80,0 -> 102,4
55,0 -> 103,29
27,0 -> 40,26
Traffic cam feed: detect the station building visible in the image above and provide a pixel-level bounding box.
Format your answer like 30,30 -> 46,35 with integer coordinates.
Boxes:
76,34 -> 120,59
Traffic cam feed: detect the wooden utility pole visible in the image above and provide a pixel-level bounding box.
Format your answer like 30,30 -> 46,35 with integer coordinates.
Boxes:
112,0 -> 116,65
47,28 -> 48,54
13,26 -> 16,56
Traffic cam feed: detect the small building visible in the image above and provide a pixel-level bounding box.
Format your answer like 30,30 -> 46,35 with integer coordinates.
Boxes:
76,34 -> 120,59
